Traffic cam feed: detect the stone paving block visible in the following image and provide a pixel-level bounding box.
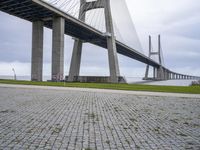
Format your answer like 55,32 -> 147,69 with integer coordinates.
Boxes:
0,87 -> 200,149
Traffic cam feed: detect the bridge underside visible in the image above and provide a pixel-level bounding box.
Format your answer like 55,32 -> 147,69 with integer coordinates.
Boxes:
0,0 -> 159,67
0,0 -> 199,82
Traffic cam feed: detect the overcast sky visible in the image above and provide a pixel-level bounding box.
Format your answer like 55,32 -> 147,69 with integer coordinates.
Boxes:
0,0 -> 199,79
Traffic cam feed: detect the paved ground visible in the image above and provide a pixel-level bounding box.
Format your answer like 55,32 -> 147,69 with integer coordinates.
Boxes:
0,85 -> 200,150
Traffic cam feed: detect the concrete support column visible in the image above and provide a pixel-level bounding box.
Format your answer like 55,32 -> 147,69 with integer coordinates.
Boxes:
164,70 -> 168,80
164,71 -> 167,80
31,21 -> 44,81
144,36 -> 151,80
169,73 -> 171,80
157,66 -> 164,80
52,16 -> 65,81
68,39 -> 83,82
68,0 -> 86,82
144,65 -> 149,79
104,0 -> 120,83
153,67 -> 156,79
168,72 -> 170,80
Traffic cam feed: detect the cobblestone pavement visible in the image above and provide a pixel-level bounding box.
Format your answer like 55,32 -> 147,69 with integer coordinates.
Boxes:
0,86 -> 200,150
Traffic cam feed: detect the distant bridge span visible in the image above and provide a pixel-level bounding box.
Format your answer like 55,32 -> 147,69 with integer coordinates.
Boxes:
0,0 -> 199,82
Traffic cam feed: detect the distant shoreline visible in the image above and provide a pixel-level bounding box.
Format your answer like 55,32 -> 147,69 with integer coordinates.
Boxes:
0,75 -> 197,87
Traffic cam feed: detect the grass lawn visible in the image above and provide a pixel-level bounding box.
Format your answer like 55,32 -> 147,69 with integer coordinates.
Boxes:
0,79 -> 200,94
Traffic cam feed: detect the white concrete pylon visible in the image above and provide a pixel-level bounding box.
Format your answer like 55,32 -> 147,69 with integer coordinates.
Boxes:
68,0 -> 86,82
68,0 -> 120,83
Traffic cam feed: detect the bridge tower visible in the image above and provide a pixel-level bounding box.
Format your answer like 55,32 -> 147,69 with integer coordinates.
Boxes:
144,35 -> 165,80
68,0 -> 120,83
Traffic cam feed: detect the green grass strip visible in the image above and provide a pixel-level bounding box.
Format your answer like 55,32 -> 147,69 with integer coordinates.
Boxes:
0,79 -> 200,94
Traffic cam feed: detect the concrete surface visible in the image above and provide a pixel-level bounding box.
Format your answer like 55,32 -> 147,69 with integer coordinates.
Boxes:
31,20 -> 44,82
52,16 -> 65,81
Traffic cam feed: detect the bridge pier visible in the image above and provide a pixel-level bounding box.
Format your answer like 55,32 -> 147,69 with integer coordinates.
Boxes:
31,21 -> 44,81
104,0 -> 120,83
68,39 -> 83,82
51,16 -> 65,81
168,72 -> 171,80
153,67 -> 156,79
68,0 -> 120,83
144,35 -> 166,81
164,69 -> 168,80
157,67 -> 165,80
68,0 -> 86,82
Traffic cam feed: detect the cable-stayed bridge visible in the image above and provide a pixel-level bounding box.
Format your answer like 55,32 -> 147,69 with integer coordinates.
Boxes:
0,0 -> 199,83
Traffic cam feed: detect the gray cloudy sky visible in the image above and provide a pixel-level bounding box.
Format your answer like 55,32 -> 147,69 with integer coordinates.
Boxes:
0,0 -> 199,78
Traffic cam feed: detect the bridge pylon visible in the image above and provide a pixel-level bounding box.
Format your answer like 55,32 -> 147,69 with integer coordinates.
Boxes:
144,35 -> 165,81
68,0 -> 121,83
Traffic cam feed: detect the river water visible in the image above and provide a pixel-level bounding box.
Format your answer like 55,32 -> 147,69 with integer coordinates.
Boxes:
0,76 -> 197,86
126,77 -> 195,86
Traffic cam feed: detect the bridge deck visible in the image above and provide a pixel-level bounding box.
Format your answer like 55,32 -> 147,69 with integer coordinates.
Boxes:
0,0 -> 160,68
